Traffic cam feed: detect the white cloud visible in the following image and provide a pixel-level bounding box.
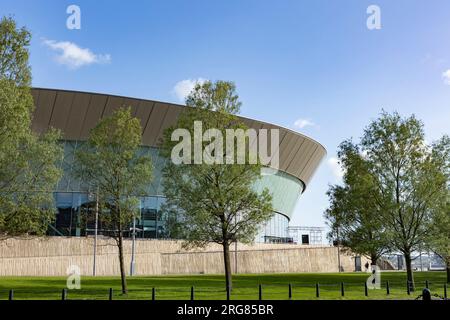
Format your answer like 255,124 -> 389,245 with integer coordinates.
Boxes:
294,118 -> 315,129
173,78 -> 207,102
327,156 -> 344,180
442,69 -> 450,85
43,39 -> 111,69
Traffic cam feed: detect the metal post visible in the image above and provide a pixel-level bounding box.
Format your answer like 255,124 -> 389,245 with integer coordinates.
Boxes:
109,288 -> 113,300
130,209 -> 136,276
234,241 -> 238,274
428,250 -> 432,270
341,282 -> 345,297
234,215 -> 238,274
364,282 -> 368,297
9,289 -> 13,301
61,288 -> 67,300
259,284 -> 262,300
386,281 -> 390,295
316,283 -> 320,298
140,201 -> 144,239
288,283 -> 292,300
422,288 -> 431,301
152,287 -> 155,301
191,286 -> 194,300
93,189 -> 99,276
419,250 -> 423,271
155,202 -> 158,239
444,284 -> 447,299
336,227 -> 341,272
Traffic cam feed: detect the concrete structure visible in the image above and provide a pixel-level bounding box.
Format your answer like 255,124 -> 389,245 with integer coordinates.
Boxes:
0,237 -> 363,276
30,88 -> 326,243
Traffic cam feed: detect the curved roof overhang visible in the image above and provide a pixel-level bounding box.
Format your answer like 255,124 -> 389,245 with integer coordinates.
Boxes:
30,88 -> 326,190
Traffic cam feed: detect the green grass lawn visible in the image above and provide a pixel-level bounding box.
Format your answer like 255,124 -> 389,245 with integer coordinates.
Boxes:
0,271 -> 447,300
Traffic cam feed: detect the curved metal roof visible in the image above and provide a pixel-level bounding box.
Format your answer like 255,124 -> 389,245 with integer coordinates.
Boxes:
30,88 -> 326,188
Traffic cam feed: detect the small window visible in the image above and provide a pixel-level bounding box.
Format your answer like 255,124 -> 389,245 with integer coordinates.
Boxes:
301,234 -> 309,245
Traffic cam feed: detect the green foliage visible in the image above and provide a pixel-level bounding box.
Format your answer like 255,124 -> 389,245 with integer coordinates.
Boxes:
0,17 -> 62,238
161,80 -> 273,290
74,107 -> 153,239
74,107 -> 152,294
161,81 -> 273,248
326,111 -> 448,287
426,135 -> 450,278
360,112 -> 446,256
0,16 -> 31,87
325,139 -> 389,263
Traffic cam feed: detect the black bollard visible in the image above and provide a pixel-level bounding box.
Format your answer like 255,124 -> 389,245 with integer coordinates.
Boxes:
341,282 -> 345,297
444,284 -> 447,299
288,283 -> 292,300
8,289 -> 13,301
386,281 -> 390,295
152,287 -> 155,301
191,286 -> 194,301
316,283 -> 320,298
61,288 -> 67,300
364,282 -> 368,297
422,288 -> 431,301
109,288 -> 113,300
258,284 -> 262,300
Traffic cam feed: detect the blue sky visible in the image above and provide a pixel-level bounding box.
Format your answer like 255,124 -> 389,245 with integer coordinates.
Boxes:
2,0 -> 450,230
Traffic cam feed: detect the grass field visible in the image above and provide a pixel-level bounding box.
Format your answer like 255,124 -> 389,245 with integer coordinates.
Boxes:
0,271 -> 447,300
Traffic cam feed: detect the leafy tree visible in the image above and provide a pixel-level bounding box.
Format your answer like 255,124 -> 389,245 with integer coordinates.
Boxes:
74,107 -> 152,294
161,81 -> 273,291
359,111 -> 446,290
0,16 -> 62,238
325,140 -> 390,265
0,16 -> 31,86
426,136 -> 450,282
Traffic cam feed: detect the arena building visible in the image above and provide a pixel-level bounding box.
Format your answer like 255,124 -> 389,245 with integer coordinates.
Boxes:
30,88 -> 326,243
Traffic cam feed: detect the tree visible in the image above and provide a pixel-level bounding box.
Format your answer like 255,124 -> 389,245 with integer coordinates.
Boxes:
74,107 -> 152,294
359,111 -> 447,290
161,81 -> 273,291
426,136 -> 450,282
0,16 -> 31,86
0,16 -> 62,238
325,140 -> 390,265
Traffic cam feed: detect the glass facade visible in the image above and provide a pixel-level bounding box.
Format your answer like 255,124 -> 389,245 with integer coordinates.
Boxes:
51,141 -> 304,242
253,167 -> 304,218
254,212 -> 290,243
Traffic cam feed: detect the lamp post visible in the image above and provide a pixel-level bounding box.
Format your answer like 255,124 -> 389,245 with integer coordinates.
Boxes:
336,226 -> 341,272
93,189 -> 99,276
234,215 -> 238,274
130,199 -> 143,276
419,248 -> 423,271
130,209 -> 136,276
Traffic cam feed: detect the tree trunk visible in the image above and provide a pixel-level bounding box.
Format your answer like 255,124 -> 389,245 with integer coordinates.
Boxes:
222,241 -> 232,292
370,253 -> 378,267
118,231 -> 128,294
404,251 -> 415,292
446,256 -> 450,284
